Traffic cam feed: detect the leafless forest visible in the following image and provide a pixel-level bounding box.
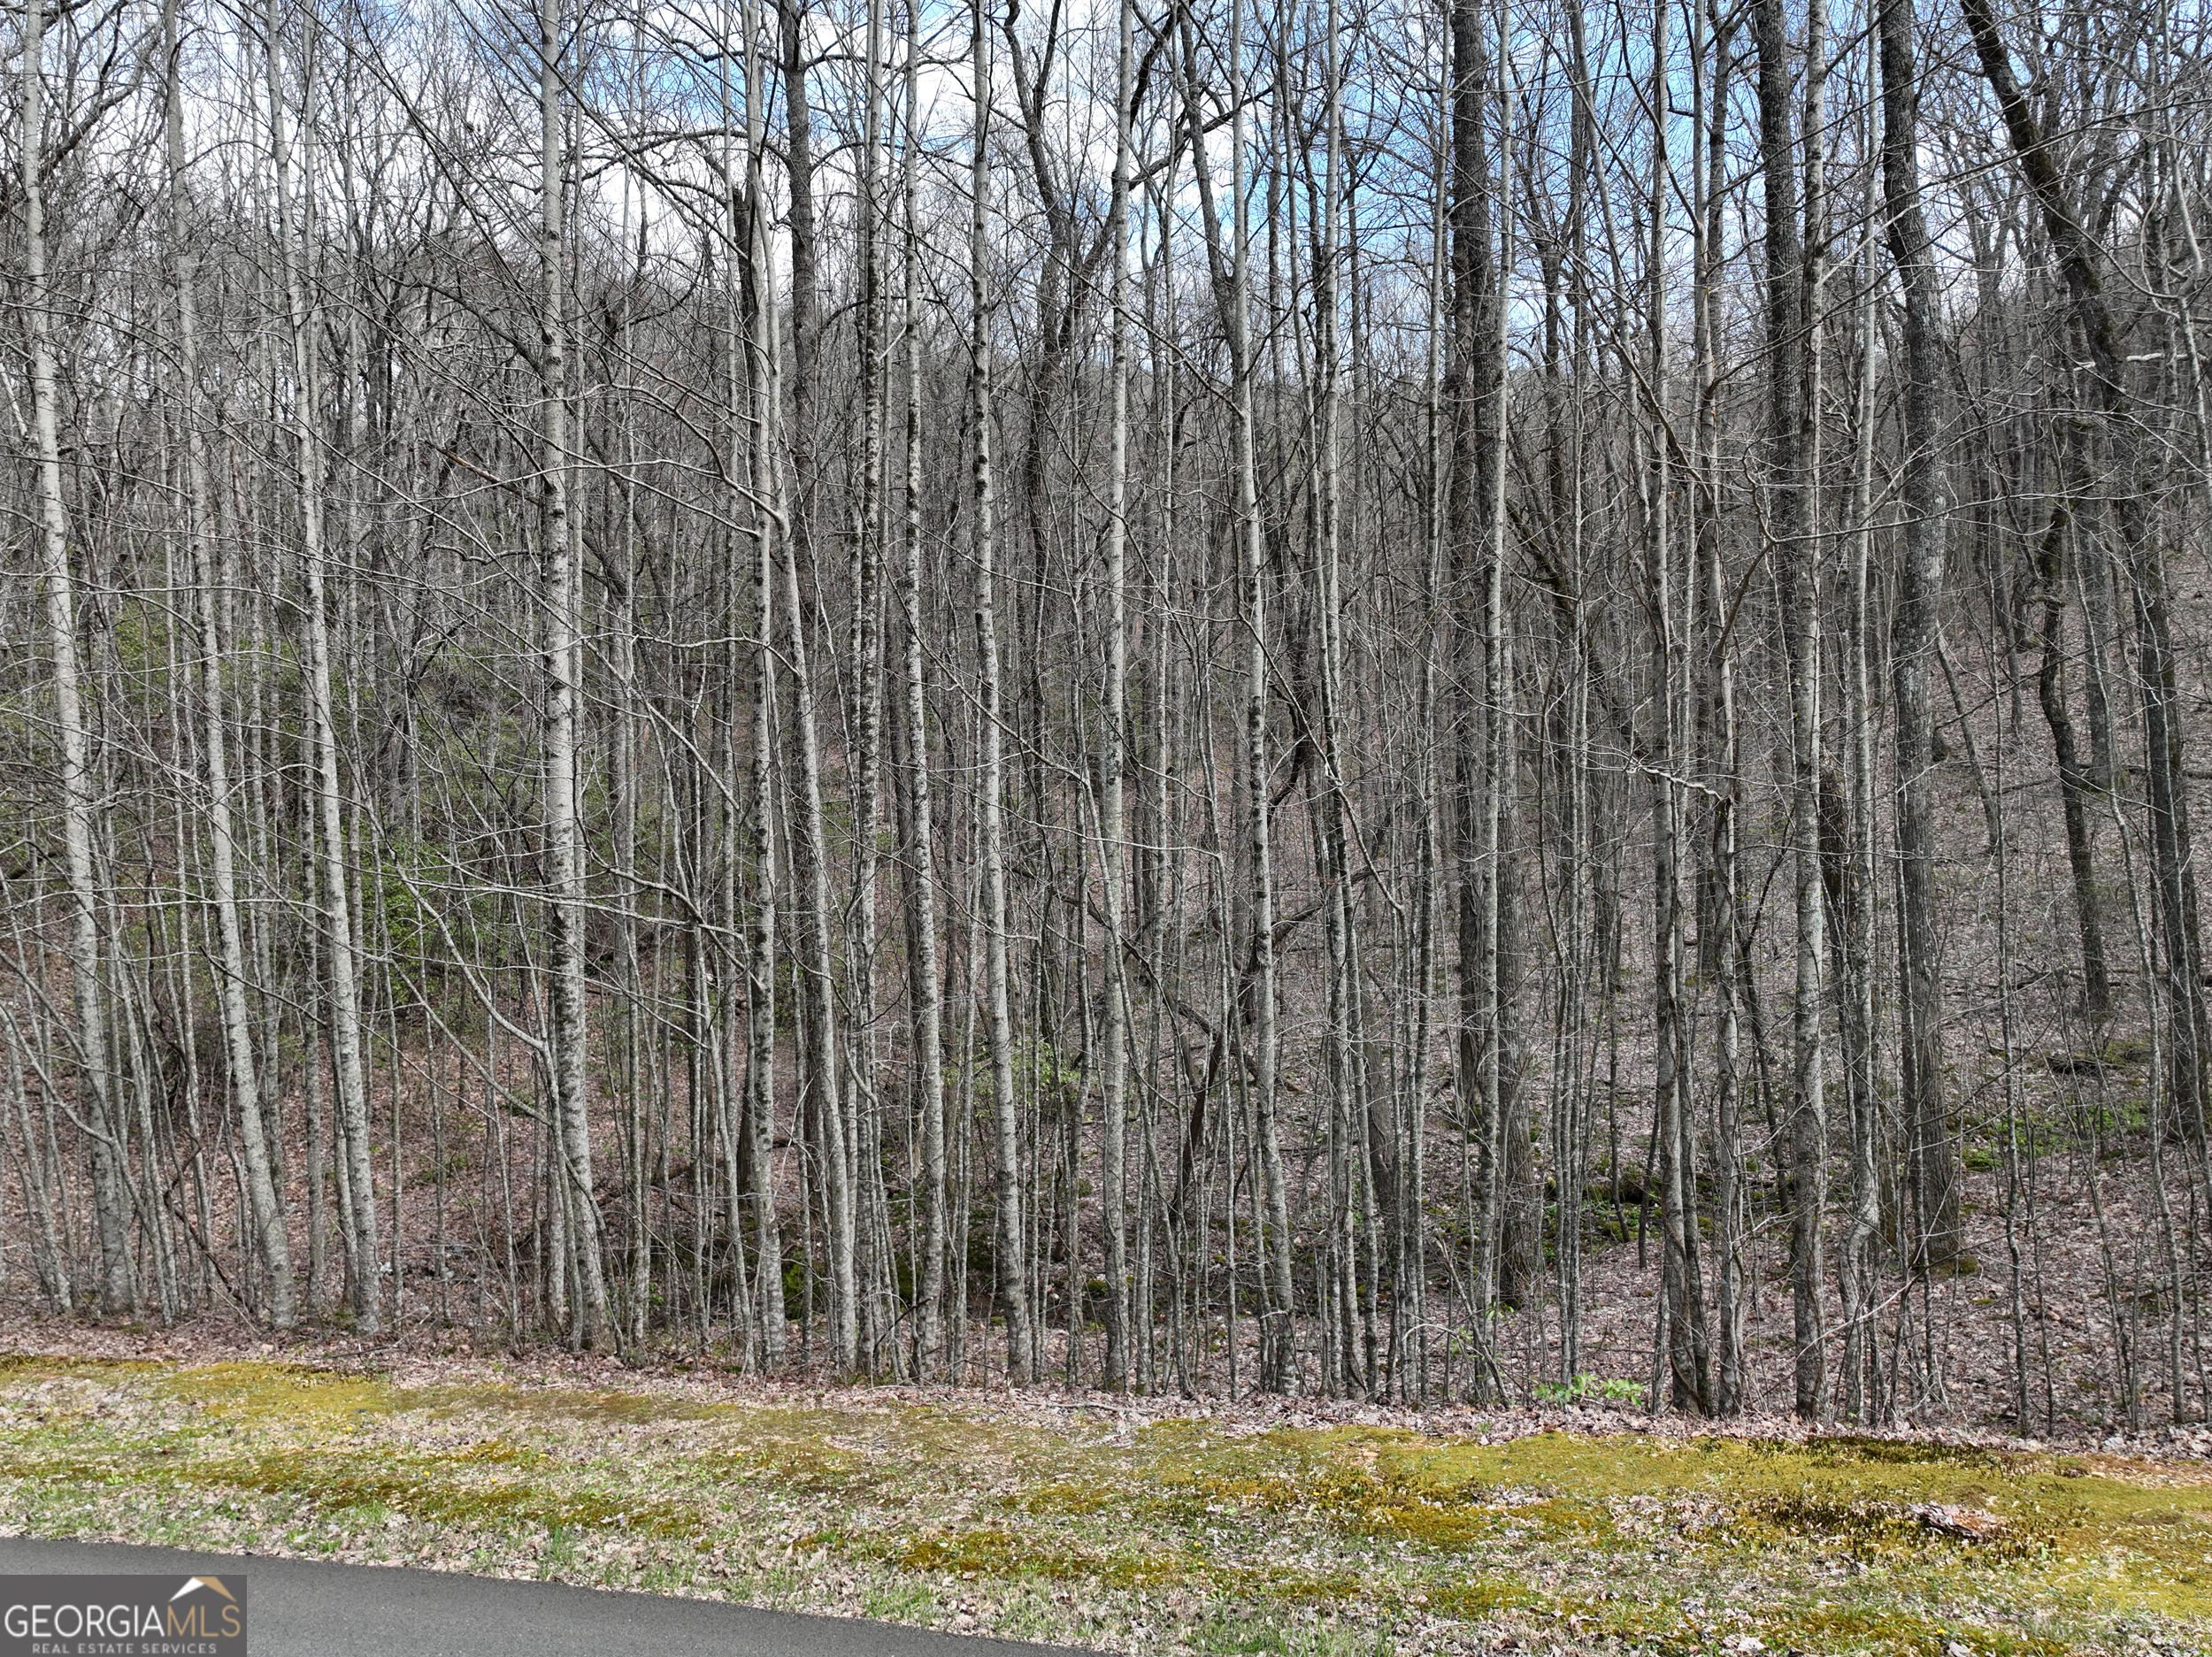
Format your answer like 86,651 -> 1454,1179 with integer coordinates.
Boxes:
4,0 -> 2212,1433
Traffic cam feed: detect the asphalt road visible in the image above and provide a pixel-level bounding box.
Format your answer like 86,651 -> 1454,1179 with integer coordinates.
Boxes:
0,1537 -> 1099,1656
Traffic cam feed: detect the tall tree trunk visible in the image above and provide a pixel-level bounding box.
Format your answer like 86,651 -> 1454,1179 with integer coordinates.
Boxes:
782,404 -> 858,1370
741,0 -> 788,1363
972,0 -> 1032,1385
1693,0 -> 1748,1416
537,0 -> 610,1348
772,0 -> 856,1372
1755,0 -> 1827,1421
1227,0 -> 1294,1393
849,0 -> 892,1374
1879,0 -> 1957,1271
1094,0 -> 1137,1392
1839,177 -> 1884,1423
319,103 -> 384,1330
1445,0 -> 1500,1396
1649,0 -> 1709,1415
1310,0 -> 1373,1398
898,0 -> 949,1379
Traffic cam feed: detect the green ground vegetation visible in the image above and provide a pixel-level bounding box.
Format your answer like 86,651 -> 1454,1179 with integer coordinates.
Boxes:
0,1355 -> 2202,1654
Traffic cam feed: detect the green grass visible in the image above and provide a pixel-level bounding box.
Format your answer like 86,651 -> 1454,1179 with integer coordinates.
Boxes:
0,1354 -> 2205,1653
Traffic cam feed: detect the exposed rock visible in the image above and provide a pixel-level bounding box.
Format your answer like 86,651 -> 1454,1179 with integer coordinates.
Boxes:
1911,1502 -> 2008,1540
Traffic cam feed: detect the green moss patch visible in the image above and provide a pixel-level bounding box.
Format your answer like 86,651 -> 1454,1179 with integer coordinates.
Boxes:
0,1357 -> 2204,1654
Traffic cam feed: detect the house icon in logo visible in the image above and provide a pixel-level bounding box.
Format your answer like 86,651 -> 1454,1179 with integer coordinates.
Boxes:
169,1577 -> 238,1607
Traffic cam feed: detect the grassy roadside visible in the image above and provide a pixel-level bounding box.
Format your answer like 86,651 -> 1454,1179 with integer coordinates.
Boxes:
0,1354 -> 2203,1655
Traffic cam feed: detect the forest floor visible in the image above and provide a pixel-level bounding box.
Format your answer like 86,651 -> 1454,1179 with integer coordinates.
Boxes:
0,1329 -> 2206,1655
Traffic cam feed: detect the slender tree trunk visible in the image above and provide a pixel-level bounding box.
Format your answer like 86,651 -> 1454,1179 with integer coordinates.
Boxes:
537,0 -> 610,1348
1692,0 -> 1747,1416
971,0 -> 1032,1385
783,557 -> 856,1369
1649,0 -> 1709,1415
898,0 -> 949,1378
1879,0 -> 1957,1272
1445,0 -> 1500,1397
1227,0 -> 1294,1393
1094,0 -> 1138,1392
772,0 -> 856,1372
1310,0 -> 1373,1398
849,0 -> 893,1374
1839,180 -> 1884,1423
1755,0 -> 1827,1420
740,0 -> 788,1363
